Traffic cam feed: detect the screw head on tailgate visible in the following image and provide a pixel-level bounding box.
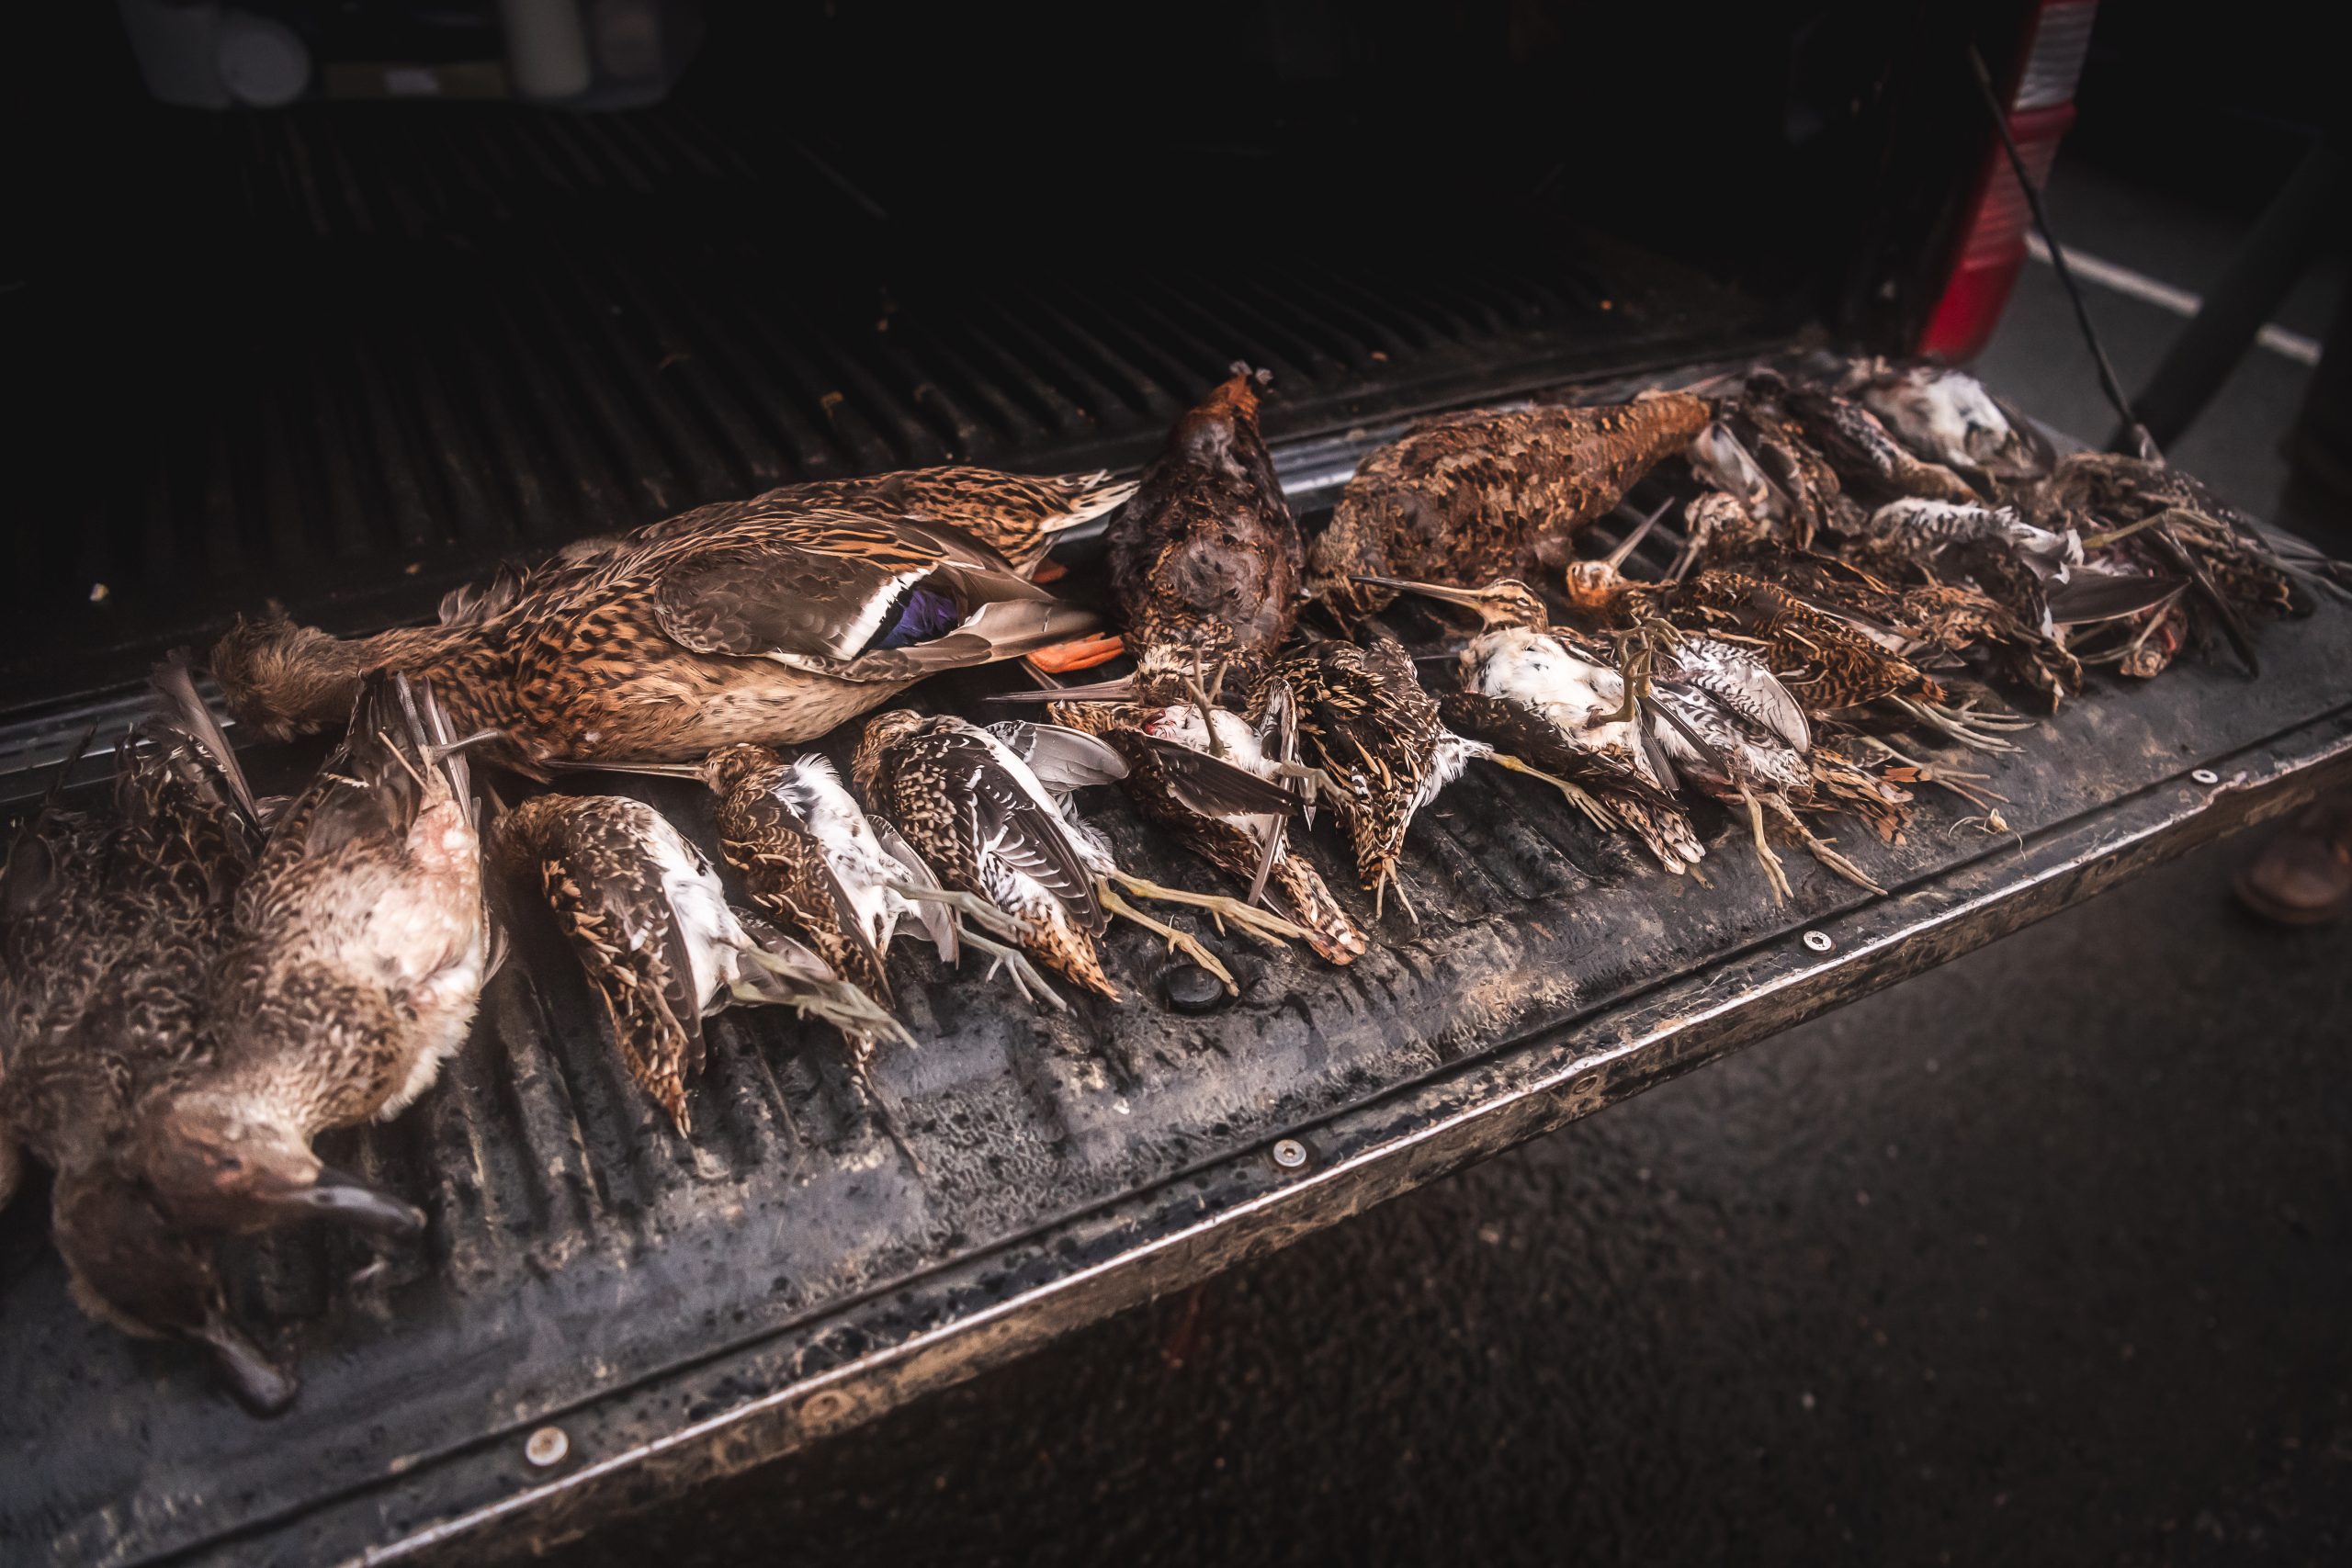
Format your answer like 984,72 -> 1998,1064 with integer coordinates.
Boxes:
1802,930 -> 1834,953
525,1427 -> 570,1468
2190,768 -> 2220,786
1271,1138 -> 1309,1171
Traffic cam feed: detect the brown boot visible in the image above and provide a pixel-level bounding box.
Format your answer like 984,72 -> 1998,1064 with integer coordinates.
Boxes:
2235,794 -> 2352,925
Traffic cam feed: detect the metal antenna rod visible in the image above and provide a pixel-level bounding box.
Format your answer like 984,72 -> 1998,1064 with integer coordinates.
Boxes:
1964,44 -> 2158,461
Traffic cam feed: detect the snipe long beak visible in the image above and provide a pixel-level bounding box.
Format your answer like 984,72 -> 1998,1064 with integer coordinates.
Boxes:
1599,499 -> 1671,573
1348,575 -> 1494,612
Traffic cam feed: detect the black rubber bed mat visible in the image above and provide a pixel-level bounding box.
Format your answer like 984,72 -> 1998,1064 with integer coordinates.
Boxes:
6,409 -> 2348,1565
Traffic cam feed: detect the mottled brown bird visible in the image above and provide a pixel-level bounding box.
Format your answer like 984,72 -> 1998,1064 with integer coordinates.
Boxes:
210,501 -> 1101,770
1096,364 -> 1303,689
0,664 -> 297,1412
1257,629 -> 1600,917
1005,367 -> 1361,963
1308,391 -> 1710,615
854,710 -> 1122,999
2025,451 -> 2336,677
132,673 -> 491,1241
614,743 -> 1060,1010
492,791 -> 906,1134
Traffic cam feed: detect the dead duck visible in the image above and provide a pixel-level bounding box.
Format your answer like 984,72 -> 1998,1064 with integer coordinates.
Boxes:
1350,575 -> 1704,875
1254,627 -> 1605,919
492,790 -> 907,1134
130,673 -> 492,1241
0,662 -> 302,1411
626,465 -> 1137,576
1307,390 -> 1711,616
209,501 -> 1102,769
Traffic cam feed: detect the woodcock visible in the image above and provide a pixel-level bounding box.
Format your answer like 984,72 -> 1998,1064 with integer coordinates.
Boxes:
0,662 -> 294,1412
492,791 -> 906,1134
1308,390 -> 1711,615
210,482 -> 1106,770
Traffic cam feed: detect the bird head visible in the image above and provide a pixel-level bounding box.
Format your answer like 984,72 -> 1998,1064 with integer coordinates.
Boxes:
134,1094 -> 424,1238
1350,575 -> 1550,632
54,1168 -> 299,1415
207,613 -> 368,741
851,708 -> 928,798
698,742 -> 786,800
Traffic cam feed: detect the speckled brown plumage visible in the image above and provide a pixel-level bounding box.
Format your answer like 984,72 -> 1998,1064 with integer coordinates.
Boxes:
132,673 -> 490,1240
1106,365 -> 1302,692
852,710 -> 1118,999
1570,565 -> 1947,715
700,745 -> 892,1003
1256,631 -> 1474,904
1309,391 -> 1710,615
494,788 -> 907,1134
632,466 -> 1136,574
0,665 -> 300,1411
210,501 -> 1101,769
2024,451 -> 2313,677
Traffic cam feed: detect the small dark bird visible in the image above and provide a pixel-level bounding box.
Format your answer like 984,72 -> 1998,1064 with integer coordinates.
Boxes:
132,674 -> 491,1241
492,791 -> 906,1134
1308,391 -> 1712,615
210,502 -> 1102,770
0,662 -> 297,1411
1091,363 -> 1303,688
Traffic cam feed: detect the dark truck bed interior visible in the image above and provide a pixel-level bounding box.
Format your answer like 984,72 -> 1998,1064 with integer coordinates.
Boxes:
9,5 -> 2349,1565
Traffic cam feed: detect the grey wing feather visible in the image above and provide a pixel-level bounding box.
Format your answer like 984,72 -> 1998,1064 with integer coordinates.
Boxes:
1138,735 -> 1303,818
987,721 -> 1130,792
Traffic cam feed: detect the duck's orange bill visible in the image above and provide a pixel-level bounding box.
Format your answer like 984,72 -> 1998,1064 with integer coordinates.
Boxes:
1026,632 -> 1125,674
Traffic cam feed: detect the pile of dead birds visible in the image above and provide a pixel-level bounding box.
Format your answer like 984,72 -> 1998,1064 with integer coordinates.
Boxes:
4,355 -> 2344,1412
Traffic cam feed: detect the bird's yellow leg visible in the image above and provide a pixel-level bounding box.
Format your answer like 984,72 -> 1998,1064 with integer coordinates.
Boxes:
1739,784 -> 1793,904
1481,751 -> 1613,830
1098,883 -> 1239,993
1106,870 -> 1311,947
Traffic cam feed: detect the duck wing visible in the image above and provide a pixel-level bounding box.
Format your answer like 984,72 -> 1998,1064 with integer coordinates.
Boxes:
650,510 -> 1096,680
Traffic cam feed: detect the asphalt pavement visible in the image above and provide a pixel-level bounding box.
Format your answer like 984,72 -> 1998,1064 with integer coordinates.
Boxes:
545,151 -> 2351,1568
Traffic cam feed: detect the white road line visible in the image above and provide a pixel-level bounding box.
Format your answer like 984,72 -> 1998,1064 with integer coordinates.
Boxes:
2026,233 -> 2322,367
